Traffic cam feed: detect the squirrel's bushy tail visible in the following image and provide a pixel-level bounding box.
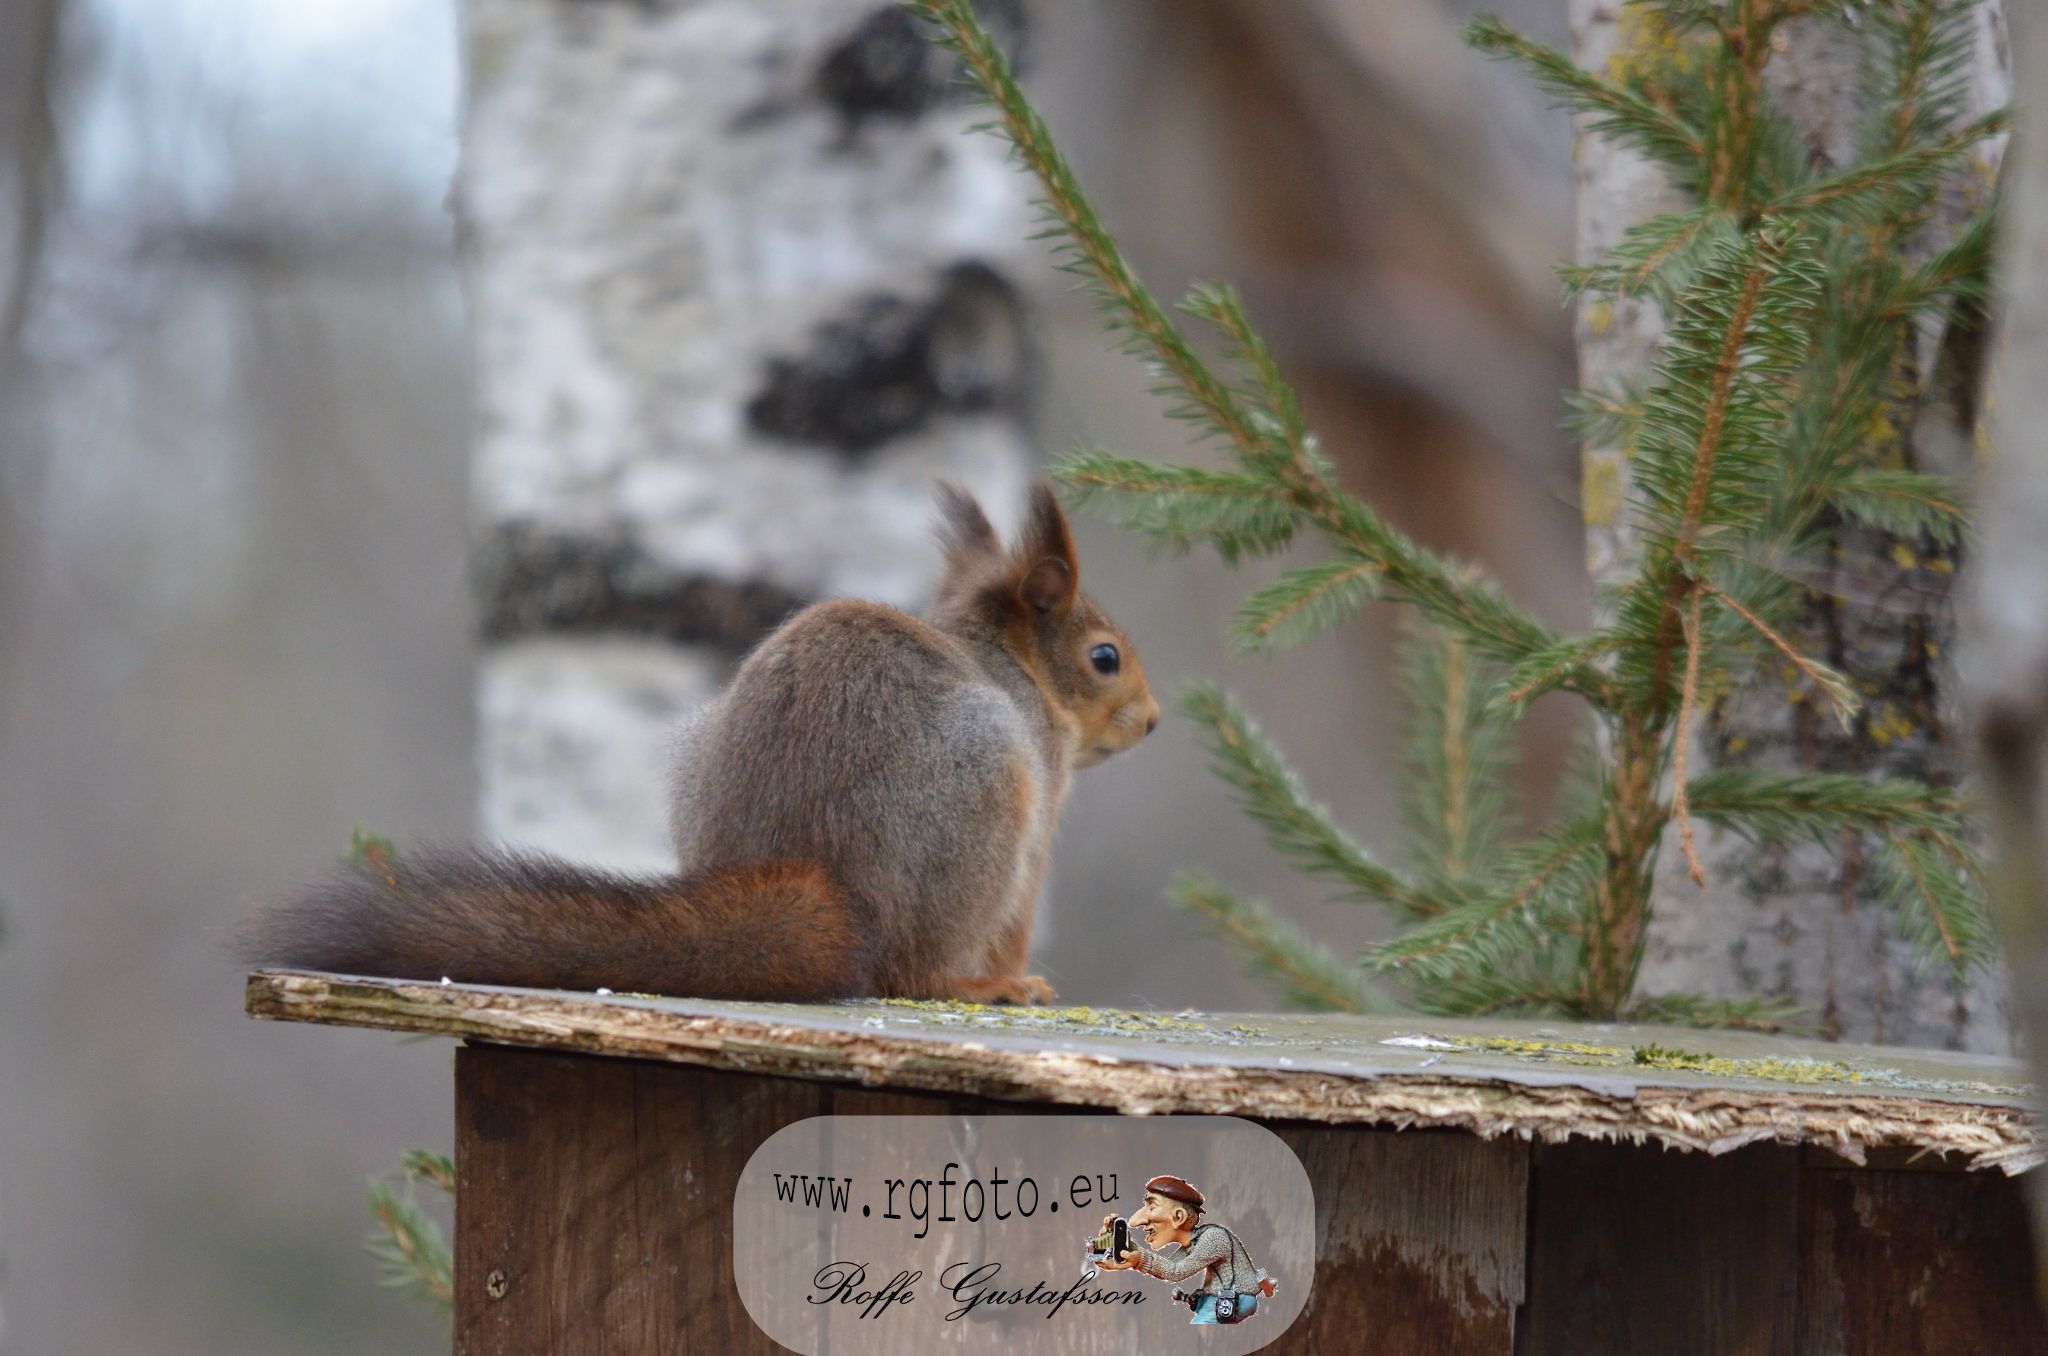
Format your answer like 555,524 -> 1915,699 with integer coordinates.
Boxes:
237,848 -> 877,1000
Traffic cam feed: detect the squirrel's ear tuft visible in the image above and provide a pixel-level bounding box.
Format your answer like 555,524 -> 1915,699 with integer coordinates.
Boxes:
1012,481 -> 1079,615
933,480 -> 1000,566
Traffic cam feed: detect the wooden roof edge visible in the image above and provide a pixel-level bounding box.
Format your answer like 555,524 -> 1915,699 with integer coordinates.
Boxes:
245,969 -> 2042,1174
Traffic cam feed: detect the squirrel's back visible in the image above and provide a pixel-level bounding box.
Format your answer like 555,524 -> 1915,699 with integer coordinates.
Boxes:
675,598 -> 1043,974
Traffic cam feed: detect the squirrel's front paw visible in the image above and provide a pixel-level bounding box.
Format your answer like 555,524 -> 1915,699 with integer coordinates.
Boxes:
948,973 -> 1057,1005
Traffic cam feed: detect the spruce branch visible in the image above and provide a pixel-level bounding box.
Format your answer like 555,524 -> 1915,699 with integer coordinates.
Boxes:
1230,555 -> 1381,653
1398,625 -> 1517,879
1614,225 -> 1824,714
1672,584 -> 1709,887
1642,227 -> 1816,555
1684,767 -> 1967,843
402,1148 -> 455,1195
1874,829 -> 1997,976
1867,0 -> 1979,156
1171,874 -> 1386,1012
366,1166 -> 453,1312
1697,575 -> 1859,725
1054,448 -> 1298,562
1464,15 -> 1705,178
1898,206 -> 1996,312
1181,282 -> 1309,458
1825,467 -> 1968,547
1182,683 -> 1443,917
1566,385 -> 1646,451
914,1 -> 1266,456
344,825 -> 400,884
1492,634 -> 1621,718
1563,209 -> 1738,303
1365,819 -> 1601,981
1768,108 -> 2010,220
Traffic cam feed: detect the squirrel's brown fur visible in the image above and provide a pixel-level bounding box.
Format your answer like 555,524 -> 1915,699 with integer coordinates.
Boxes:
239,481 -> 1159,1005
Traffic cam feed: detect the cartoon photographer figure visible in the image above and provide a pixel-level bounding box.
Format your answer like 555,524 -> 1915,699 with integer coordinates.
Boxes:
1093,1174 -> 1278,1325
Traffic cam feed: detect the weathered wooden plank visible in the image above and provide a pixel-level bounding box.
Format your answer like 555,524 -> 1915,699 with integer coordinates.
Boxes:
1520,1139 -> 1800,1355
1275,1125 -> 1525,1355
455,1045 -> 824,1355
247,971 -> 2042,1171
1796,1155 -> 2048,1355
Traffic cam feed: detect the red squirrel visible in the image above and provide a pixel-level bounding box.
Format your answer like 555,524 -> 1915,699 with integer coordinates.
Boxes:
240,481 -> 1160,1005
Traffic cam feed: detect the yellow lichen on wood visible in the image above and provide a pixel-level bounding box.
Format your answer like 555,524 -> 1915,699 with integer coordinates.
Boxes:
244,972 -> 2044,1172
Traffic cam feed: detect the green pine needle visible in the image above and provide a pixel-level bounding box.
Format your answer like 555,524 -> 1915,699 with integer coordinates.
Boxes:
366,1162 -> 453,1312
1397,625 -> 1518,879
1825,468 -> 1968,547
1171,873 -> 1387,1012
1229,555 -> 1381,653
1181,682 -> 1444,917
1054,447 -> 1298,562
1365,819 -> 1600,983
1873,830 -> 1999,978
1464,15 -> 1705,182
1685,767 -> 1967,845
1491,634 -> 1621,719
1561,209 -> 1737,304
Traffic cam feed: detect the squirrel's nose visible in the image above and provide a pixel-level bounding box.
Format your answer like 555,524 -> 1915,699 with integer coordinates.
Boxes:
1145,711 -> 1160,736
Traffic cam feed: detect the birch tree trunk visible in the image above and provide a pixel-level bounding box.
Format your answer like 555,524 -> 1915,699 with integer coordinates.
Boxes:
460,0 -> 1039,869
1570,0 -> 2013,1050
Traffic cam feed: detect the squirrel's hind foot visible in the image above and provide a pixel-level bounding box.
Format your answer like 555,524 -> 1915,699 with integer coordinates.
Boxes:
942,972 -> 1056,1006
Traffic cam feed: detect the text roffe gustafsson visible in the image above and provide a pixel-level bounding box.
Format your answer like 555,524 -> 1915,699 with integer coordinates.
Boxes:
775,1164 -> 1145,1322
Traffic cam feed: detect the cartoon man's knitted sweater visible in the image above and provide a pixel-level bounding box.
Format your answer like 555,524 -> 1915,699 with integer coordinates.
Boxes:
1131,1226 -> 1251,1295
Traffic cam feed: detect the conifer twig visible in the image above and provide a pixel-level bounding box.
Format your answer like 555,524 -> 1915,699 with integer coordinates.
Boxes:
1440,641 -> 1473,877
366,1172 -> 453,1311
1672,585 -> 1709,888
1184,683 -> 1446,917
1367,820 -> 1597,975
1883,829 -> 1963,967
1464,15 -> 1705,171
1697,576 -> 1859,725
1685,767 -> 1965,841
1172,874 -> 1386,1012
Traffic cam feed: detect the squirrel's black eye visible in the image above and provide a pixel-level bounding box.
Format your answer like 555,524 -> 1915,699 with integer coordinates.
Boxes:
1089,643 -> 1121,676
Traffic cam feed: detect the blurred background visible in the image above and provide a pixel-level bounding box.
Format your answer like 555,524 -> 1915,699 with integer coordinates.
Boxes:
0,0 -> 1582,1350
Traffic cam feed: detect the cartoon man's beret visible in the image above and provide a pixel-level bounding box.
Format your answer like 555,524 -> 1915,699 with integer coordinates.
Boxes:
1144,1174 -> 1205,1211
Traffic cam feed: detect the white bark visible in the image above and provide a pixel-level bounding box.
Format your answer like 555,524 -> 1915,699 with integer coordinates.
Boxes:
460,0 -> 1040,865
1567,0 -> 1692,588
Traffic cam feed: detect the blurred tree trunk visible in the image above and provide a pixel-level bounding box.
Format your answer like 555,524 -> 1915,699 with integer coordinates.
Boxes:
1970,0 -> 2048,1234
459,0 -> 1040,868
0,0 -> 58,345
1572,0 -> 2012,1049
